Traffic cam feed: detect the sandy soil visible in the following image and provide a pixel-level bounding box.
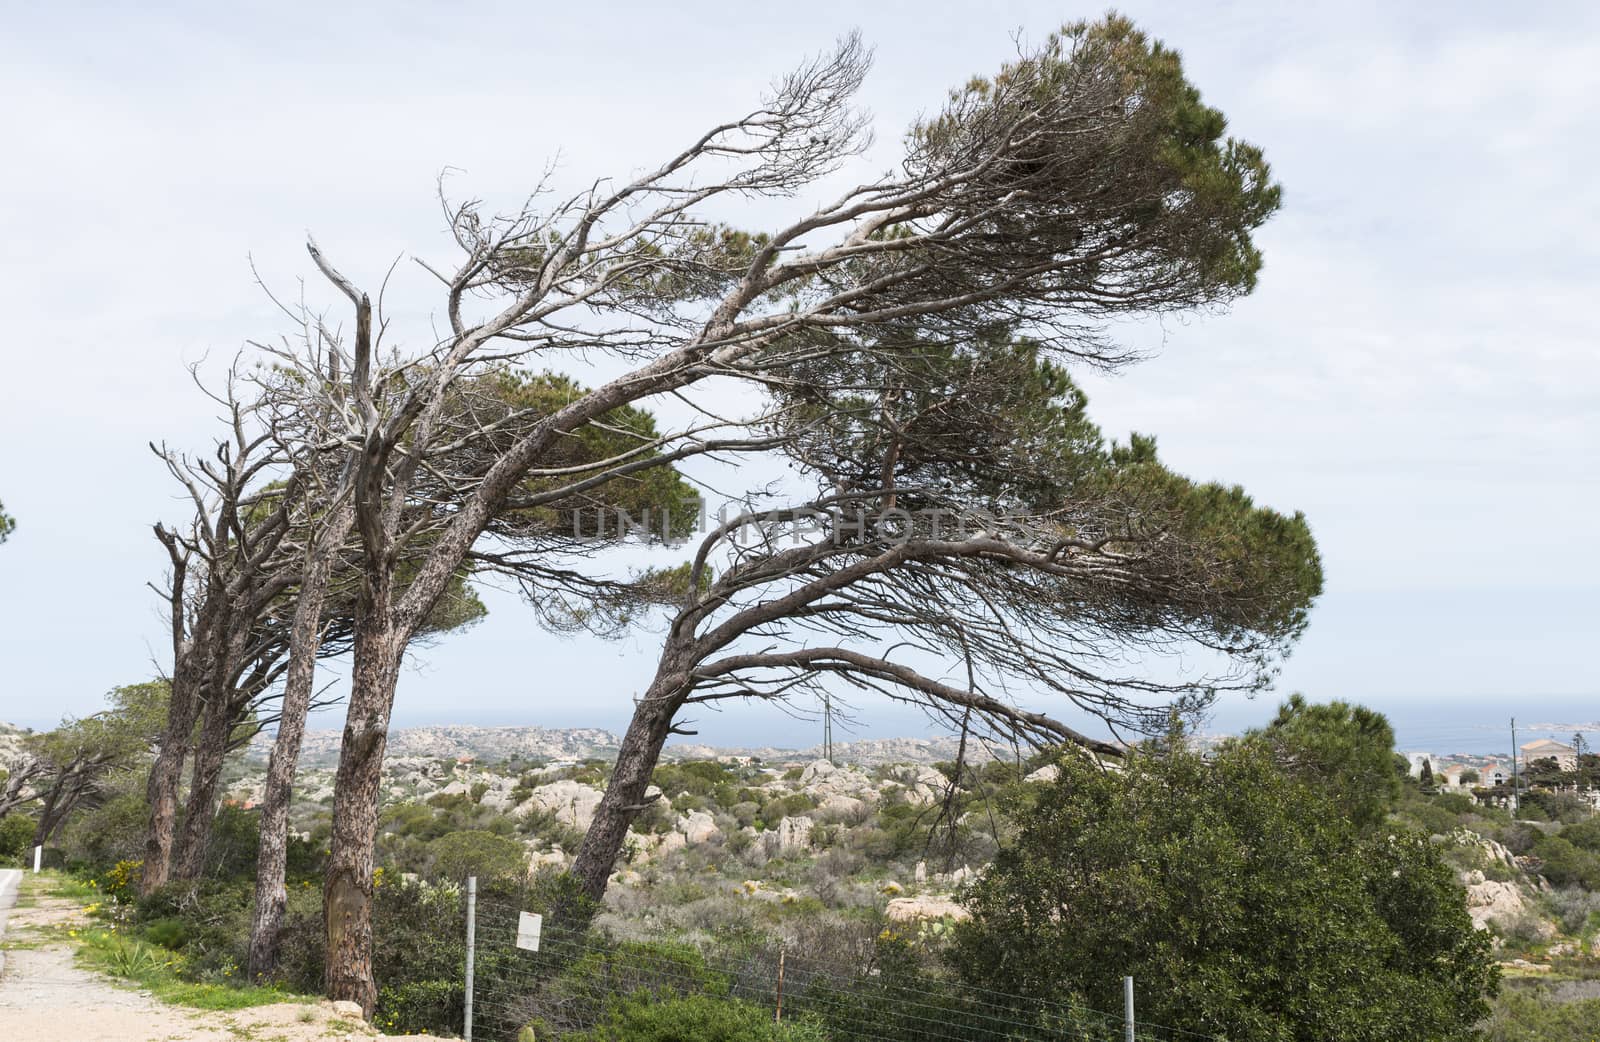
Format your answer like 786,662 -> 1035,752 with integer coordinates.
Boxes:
0,869 -> 426,1042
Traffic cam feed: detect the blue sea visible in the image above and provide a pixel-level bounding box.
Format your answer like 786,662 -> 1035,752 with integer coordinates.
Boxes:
1199,693 -> 1600,758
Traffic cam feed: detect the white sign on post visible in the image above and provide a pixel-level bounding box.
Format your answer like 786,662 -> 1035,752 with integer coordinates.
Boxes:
516,911 -> 543,952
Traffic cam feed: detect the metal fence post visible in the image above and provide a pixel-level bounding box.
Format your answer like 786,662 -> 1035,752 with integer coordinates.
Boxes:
1123,976 -> 1134,1042
465,876 -> 477,1042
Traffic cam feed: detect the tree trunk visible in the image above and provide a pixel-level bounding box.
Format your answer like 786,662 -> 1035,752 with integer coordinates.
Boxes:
141,661 -> 201,895
171,686 -> 235,880
31,776 -> 65,851
323,594 -> 401,1018
568,672 -> 686,905
248,510 -> 347,980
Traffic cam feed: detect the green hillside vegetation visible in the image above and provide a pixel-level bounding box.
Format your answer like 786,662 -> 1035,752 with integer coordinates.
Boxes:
11,694 -> 1600,1040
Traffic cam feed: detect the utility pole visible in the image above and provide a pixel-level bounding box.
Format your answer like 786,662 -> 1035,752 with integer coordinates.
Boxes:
822,694 -> 834,766
464,876 -> 477,1042
1510,717 -> 1520,816
1124,976 -> 1135,1042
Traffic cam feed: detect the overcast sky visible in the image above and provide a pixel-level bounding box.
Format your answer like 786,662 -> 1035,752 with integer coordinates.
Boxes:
1,1 -> 1595,748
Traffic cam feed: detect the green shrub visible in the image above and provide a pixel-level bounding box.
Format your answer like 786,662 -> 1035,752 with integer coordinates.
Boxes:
1559,816 -> 1600,854
757,794 -> 815,829
203,803 -> 263,879
1520,791 -> 1593,825
1498,822 -> 1543,856
1543,888 -> 1600,936
56,787 -> 147,872
1485,985 -> 1600,1041
566,993 -> 826,1042
1430,792 -> 1478,816
652,761 -> 738,799
427,830 -> 526,883
1400,799 -> 1463,837
0,814 -> 36,863
1531,835 -> 1600,889
376,978 -> 463,1036
143,917 -> 192,950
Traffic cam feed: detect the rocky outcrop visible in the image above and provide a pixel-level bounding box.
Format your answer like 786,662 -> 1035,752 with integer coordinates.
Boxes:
0,722 -> 32,771
521,780 -> 605,831
247,724 -> 622,768
760,815 -> 814,857
799,761 -> 879,807
1463,876 -> 1528,930
677,811 -> 720,845
667,737 -> 983,767
893,765 -> 950,806
885,895 -> 971,922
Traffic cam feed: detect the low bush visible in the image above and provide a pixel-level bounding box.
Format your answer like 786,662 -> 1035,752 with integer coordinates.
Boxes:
1521,791 -> 1594,825
1484,985 -> 1600,1042
428,830 -> 526,883
1532,835 -> 1600,890
376,978 -> 463,1037
564,992 -> 827,1042
0,813 -> 36,864
1544,888 -> 1600,936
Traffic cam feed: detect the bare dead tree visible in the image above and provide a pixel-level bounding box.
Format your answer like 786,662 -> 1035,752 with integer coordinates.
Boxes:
257,17 -> 1284,1012
141,378 -> 305,895
241,321 -> 710,976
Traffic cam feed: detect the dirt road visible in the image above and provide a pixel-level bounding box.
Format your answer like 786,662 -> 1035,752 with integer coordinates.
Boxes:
0,870 -> 408,1042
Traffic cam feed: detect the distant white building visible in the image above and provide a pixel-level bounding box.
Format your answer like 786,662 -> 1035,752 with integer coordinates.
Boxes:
1520,738 -> 1578,772
1403,752 -> 1433,778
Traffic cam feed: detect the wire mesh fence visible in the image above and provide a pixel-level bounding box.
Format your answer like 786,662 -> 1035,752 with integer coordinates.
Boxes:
465,885 -> 1220,1042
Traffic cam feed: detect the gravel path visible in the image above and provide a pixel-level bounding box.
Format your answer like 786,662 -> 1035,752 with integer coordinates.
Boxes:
0,871 -> 413,1042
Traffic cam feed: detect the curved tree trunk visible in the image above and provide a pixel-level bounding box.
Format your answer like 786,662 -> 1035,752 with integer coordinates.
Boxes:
567,669 -> 688,906
323,593 -> 401,1018
171,686 -> 234,880
248,506 -> 347,980
30,777 -> 65,852
141,661 -> 202,896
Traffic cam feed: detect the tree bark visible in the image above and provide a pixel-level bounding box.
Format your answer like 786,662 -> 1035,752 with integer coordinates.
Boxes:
141,661 -> 201,895
171,685 -> 234,881
30,777 -> 64,852
31,762 -> 93,851
568,671 -> 686,906
323,584 -> 401,1018
248,507 -> 349,980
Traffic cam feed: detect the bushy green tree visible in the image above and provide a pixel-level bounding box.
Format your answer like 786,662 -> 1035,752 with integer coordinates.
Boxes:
426,830 -> 526,883
948,742 -> 1496,1042
0,499 -> 13,543
1251,694 -> 1403,828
